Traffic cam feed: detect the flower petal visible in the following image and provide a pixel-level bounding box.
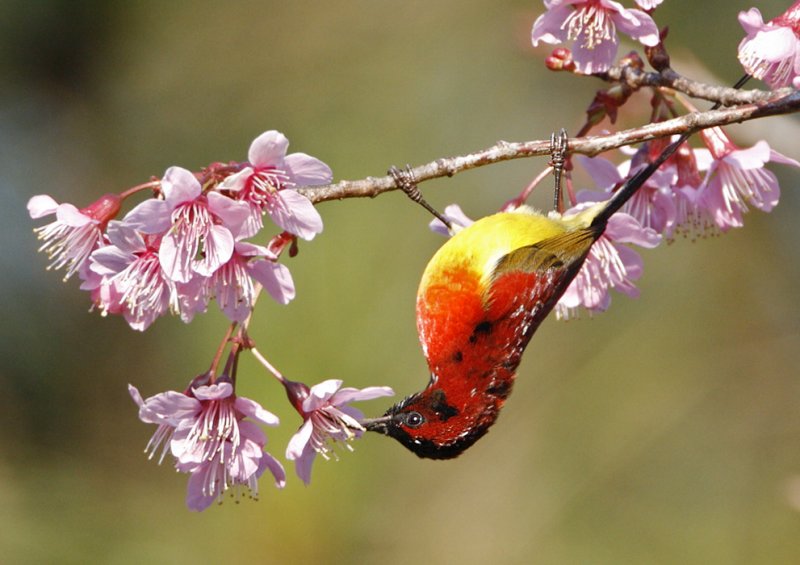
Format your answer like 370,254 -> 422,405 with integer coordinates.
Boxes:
161,166 -> 202,208
284,153 -> 333,186
27,194 -> 59,218
266,189 -> 323,240
286,419 -> 314,460
331,385 -> 395,405
248,130 -> 289,168
235,396 -> 280,426
248,260 -> 295,305
123,198 -> 172,234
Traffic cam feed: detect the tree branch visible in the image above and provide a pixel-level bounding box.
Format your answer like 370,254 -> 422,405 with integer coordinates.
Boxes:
297,90 -> 800,205
599,65 -> 793,107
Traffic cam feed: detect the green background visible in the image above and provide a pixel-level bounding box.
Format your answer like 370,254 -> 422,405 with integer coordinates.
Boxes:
2,1 -> 799,563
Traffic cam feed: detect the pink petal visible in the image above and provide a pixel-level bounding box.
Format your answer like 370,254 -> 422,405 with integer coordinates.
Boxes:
725,140 -> 770,170
158,233 -> 192,283
234,241 -> 273,258
248,131 -> 289,168
128,384 -> 145,408
331,385 -> 395,405
430,203 -> 474,235
571,33 -> 618,73
576,155 -> 622,189
55,203 -> 94,227
89,245 -> 135,276
768,148 -> 800,169
259,452 -> 287,489
138,391 -> 200,425
605,213 -> 661,248
738,8 -> 765,35
185,466 -> 216,512
286,419 -> 314,460
267,189 -> 323,240
531,4 -> 572,45
192,381 -> 234,401
216,167 -> 253,193
612,7 -> 659,46
194,224 -> 234,277
744,26 -> 797,62
123,198 -> 172,234
284,153 -> 333,186
238,420 -> 268,451
105,220 -> 145,254
248,260 -> 295,305
207,191 -> 252,239
235,396 -> 280,426
303,379 -> 343,412
27,194 -> 59,218
161,166 -> 201,208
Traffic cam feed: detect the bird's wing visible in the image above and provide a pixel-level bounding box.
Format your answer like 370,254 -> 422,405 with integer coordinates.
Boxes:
416,226 -> 599,393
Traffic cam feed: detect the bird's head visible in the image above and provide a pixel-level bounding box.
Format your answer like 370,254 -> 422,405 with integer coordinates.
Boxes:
363,384 -> 503,459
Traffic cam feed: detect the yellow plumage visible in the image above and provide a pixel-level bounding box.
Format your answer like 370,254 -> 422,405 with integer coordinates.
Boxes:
419,203 -> 605,292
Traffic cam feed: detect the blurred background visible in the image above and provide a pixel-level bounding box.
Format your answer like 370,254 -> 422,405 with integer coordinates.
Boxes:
2,0 -> 799,563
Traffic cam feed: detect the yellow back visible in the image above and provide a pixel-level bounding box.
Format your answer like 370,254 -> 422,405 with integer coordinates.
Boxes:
419,205 -> 602,293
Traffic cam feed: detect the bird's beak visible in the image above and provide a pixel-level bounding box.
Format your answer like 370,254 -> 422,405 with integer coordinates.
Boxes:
361,415 -> 393,435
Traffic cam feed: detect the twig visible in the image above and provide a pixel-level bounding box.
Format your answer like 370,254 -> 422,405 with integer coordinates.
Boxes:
296,90 -> 800,204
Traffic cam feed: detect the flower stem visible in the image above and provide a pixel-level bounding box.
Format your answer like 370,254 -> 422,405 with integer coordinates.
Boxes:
250,347 -> 286,384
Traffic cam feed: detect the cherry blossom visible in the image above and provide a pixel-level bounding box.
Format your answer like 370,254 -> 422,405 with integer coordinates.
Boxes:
28,193 -> 121,280
283,379 -> 394,485
692,127 -> 800,231
89,221 -> 177,331
576,153 -> 677,235
207,240 -> 295,322
737,3 -> 800,89
555,203 -> 661,319
532,0 -> 659,74
428,203 -> 475,236
124,166 -> 251,283
218,130 -> 331,240
129,378 -> 285,511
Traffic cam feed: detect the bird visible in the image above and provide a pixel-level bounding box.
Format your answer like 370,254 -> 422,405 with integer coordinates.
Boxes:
364,132 -> 688,459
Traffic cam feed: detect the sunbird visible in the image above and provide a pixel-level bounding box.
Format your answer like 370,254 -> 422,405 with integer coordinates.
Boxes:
364,131 -> 689,459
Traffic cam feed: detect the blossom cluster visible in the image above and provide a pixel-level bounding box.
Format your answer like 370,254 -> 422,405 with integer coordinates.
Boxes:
532,0 -> 800,91
129,375 -> 392,511
29,129 -> 400,509
28,130 -> 331,330
522,0 -> 800,317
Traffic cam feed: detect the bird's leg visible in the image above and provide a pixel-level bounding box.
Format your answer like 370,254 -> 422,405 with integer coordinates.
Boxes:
549,128 -> 569,213
389,165 -> 452,230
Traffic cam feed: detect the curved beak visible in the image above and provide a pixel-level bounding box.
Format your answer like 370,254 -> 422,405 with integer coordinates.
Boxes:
361,415 -> 393,435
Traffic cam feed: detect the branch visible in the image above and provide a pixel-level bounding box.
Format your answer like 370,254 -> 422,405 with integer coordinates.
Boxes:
297,90 -> 800,205
599,64 -> 793,107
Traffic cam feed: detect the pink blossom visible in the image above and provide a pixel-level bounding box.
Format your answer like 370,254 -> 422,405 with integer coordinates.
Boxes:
576,154 -> 677,235
124,166 -> 251,283
218,130 -> 331,241
129,378 -> 285,511
428,203 -> 475,236
284,379 -> 394,485
207,240 -> 295,322
89,221 -> 177,331
532,0 -> 659,74
737,3 -> 800,89
693,127 -> 800,231
555,202 -> 661,319
28,193 -> 121,280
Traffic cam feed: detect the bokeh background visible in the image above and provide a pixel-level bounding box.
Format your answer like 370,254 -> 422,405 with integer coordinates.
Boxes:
2,1 -> 800,563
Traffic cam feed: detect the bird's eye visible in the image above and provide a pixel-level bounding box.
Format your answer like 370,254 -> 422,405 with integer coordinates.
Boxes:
404,411 -> 425,428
